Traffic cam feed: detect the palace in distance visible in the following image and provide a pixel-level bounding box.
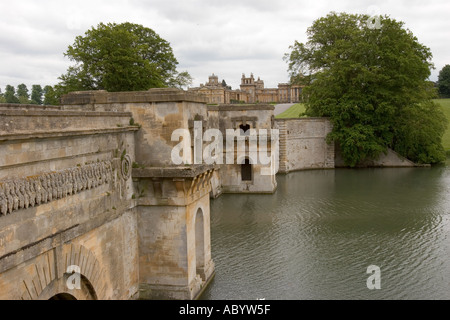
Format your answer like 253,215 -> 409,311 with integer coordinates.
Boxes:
188,73 -> 304,104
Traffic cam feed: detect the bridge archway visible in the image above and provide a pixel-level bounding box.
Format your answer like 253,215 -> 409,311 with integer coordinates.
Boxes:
49,293 -> 77,300
37,272 -> 98,300
20,244 -> 107,300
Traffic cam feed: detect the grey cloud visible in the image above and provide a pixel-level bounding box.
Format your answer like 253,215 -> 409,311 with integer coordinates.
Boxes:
0,0 -> 448,88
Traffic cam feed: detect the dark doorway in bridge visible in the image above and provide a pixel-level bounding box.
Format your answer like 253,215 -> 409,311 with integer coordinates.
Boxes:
241,158 -> 252,181
49,293 -> 77,300
195,208 -> 205,281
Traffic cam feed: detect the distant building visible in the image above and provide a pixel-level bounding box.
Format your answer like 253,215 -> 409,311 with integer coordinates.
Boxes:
188,73 -> 304,104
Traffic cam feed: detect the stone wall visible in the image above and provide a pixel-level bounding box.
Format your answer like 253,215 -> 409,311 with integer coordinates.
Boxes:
275,118 -> 335,173
60,89 -> 217,300
61,89 -> 208,168
0,107 -> 140,300
207,104 -> 278,194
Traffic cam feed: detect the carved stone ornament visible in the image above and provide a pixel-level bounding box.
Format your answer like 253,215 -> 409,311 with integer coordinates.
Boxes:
121,154 -> 132,181
0,160 -> 113,217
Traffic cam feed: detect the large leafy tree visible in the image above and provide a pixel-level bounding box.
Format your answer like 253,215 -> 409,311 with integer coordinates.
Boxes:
438,64 -> 450,98
57,22 -> 192,93
285,12 -> 447,166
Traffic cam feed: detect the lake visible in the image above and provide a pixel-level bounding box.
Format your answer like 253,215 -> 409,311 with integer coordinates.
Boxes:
201,166 -> 450,300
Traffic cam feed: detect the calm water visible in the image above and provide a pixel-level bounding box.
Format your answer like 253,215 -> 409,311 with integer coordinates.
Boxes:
201,166 -> 450,300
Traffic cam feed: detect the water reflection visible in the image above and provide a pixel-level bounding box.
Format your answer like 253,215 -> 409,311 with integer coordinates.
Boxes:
201,167 -> 450,300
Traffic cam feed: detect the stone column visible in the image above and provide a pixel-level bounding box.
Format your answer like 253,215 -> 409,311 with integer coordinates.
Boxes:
133,167 -> 215,300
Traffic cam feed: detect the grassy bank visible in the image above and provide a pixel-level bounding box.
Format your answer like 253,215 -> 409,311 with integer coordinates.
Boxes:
434,99 -> 450,152
275,103 -> 306,119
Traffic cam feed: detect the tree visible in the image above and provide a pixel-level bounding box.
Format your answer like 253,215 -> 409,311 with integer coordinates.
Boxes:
167,71 -> 193,89
43,85 -> 60,105
285,12 -> 447,166
0,89 -> 5,103
57,22 -> 190,94
31,84 -> 44,105
438,65 -> 450,98
221,79 -> 232,90
16,84 -> 30,104
4,85 -> 19,104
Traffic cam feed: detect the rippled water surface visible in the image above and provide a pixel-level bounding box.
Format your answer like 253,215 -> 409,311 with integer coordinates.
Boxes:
201,167 -> 450,300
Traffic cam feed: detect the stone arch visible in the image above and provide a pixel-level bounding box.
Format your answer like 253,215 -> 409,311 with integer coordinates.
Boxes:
20,243 -> 107,300
36,273 -> 98,300
49,293 -> 77,300
194,207 -> 206,281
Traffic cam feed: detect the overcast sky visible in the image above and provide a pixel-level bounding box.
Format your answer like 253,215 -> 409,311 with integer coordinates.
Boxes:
0,0 -> 449,91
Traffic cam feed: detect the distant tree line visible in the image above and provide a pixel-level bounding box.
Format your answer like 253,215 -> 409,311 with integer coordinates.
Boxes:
0,22 -> 194,107
0,84 -> 60,105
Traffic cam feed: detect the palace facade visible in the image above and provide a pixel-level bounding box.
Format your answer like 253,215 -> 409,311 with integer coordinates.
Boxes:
188,73 -> 304,104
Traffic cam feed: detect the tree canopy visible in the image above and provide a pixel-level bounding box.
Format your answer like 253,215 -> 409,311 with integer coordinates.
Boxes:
4,85 -> 19,104
31,85 -> 43,105
57,22 -> 192,94
16,84 -> 30,104
438,64 -> 450,98
285,12 -> 447,166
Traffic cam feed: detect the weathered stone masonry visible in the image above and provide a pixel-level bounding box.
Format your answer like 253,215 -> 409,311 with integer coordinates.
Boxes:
0,104 -> 139,300
0,89 -> 220,300
0,89 -> 339,300
0,161 -> 113,216
275,118 -> 335,173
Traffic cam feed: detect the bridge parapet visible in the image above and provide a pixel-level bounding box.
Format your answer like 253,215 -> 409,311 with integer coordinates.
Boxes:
0,105 -> 139,300
0,89 -> 216,300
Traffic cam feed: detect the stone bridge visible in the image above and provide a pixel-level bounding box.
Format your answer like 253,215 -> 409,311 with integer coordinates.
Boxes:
1,88 -> 373,300
0,89 -> 216,300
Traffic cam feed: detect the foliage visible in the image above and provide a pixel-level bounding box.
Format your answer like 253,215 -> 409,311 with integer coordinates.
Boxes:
4,85 -> 19,104
434,99 -> 450,151
57,22 -> 191,94
285,12 -> 446,166
0,84 -> 59,105
31,85 -> 43,105
167,71 -> 193,89
43,85 -> 60,105
17,84 -> 31,104
221,79 -> 232,90
392,101 -> 447,163
438,65 -> 450,98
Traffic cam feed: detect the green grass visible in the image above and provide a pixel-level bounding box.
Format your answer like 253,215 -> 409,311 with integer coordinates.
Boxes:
434,98 -> 450,152
275,103 -> 306,119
